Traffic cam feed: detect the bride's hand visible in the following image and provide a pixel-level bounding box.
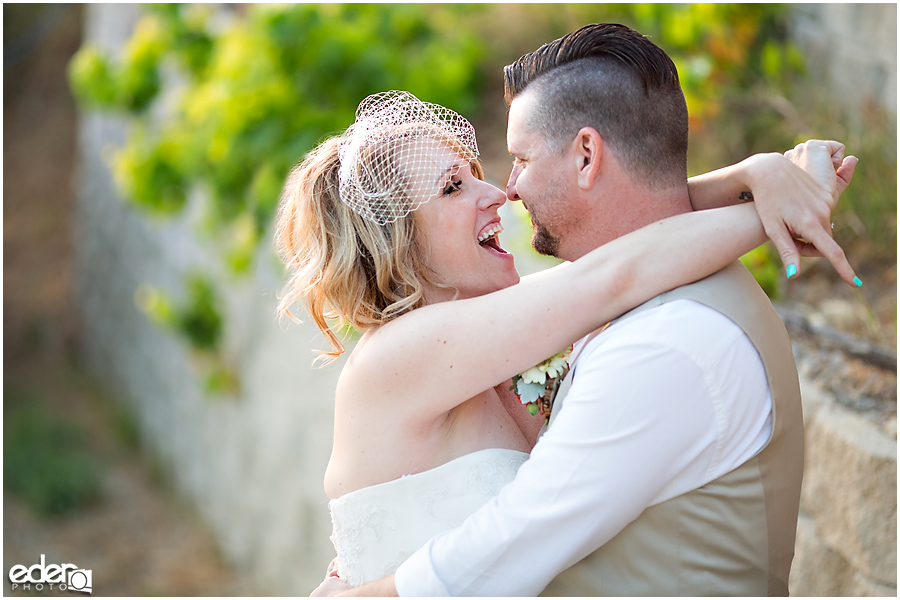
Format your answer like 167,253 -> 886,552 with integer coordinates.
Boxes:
740,142 -> 859,286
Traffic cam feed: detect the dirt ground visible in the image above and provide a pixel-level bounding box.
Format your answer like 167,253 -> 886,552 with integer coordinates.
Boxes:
3,362 -> 248,596
3,4 -> 894,598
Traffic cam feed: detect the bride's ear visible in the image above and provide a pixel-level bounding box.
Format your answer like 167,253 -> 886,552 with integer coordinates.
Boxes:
573,127 -> 603,190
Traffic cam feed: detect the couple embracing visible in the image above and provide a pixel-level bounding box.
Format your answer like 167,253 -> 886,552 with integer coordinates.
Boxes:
277,24 -> 860,597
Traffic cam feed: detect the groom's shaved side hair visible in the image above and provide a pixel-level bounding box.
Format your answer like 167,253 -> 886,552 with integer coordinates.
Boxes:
504,23 -> 688,190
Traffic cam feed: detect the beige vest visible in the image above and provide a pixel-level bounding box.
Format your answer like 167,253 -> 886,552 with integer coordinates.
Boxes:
541,261 -> 802,597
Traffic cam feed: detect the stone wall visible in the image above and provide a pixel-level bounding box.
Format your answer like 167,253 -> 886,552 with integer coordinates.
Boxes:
790,4 -> 897,116
74,4 -> 896,596
790,360 -> 896,596
75,5 -> 340,593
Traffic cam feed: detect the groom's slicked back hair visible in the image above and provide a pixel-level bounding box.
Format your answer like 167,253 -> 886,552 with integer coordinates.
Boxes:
504,23 -> 689,189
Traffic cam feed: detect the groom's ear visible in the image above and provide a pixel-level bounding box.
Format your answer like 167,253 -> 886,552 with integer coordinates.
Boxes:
573,127 -> 603,190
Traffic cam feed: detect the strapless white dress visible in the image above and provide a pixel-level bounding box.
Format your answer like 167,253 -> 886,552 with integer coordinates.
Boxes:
328,448 -> 529,586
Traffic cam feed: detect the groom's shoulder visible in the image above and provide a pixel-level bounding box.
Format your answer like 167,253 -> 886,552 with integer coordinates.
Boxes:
585,299 -> 744,355
611,297 -> 734,331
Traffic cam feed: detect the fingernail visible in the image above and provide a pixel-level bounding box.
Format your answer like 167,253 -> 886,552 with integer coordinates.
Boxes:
786,264 -> 798,279
856,157 -> 860,165
853,276 -> 863,287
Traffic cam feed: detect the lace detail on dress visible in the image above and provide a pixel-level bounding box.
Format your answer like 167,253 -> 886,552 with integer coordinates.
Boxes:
329,505 -> 398,577
328,448 -> 529,586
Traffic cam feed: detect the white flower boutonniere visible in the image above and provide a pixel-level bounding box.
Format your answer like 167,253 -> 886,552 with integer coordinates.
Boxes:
510,346 -> 573,423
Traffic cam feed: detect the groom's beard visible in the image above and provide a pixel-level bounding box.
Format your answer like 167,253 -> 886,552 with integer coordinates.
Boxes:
530,217 -> 560,258
524,173 -> 568,259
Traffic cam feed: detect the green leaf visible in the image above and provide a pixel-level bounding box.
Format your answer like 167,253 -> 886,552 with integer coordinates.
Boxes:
761,41 -> 782,79
740,244 -> 782,300
178,275 -> 223,352
68,46 -> 118,107
515,379 -> 545,405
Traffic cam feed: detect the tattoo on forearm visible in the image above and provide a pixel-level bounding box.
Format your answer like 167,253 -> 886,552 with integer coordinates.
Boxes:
739,191 -> 754,202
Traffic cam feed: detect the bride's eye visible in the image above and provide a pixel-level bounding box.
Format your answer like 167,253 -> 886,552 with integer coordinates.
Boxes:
443,179 -> 463,195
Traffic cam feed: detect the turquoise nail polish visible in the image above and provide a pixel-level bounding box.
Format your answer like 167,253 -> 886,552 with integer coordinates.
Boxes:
786,264 -> 797,279
853,276 -> 863,287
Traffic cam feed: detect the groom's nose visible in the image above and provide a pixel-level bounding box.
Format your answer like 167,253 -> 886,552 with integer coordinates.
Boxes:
506,167 -> 521,202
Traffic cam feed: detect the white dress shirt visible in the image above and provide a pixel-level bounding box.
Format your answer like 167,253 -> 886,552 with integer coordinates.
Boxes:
395,300 -> 773,596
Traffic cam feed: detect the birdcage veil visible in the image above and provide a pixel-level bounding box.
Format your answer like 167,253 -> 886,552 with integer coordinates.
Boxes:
337,91 -> 479,225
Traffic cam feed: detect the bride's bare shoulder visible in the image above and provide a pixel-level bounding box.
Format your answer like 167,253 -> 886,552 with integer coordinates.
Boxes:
336,311 -> 469,428
334,326 -> 425,424
337,327 -> 390,393
337,319 -> 422,398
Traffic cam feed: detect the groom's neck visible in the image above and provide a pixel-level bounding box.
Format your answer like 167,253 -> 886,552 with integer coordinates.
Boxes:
563,184 -> 692,261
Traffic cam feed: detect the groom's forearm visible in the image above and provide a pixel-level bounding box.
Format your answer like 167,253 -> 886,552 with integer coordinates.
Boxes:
337,574 -> 398,597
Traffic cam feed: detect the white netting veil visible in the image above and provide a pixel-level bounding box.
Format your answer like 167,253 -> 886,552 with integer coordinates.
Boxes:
337,91 -> 479,225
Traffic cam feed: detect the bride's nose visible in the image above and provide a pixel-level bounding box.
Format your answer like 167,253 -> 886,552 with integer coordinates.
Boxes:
478,181 -> 507,212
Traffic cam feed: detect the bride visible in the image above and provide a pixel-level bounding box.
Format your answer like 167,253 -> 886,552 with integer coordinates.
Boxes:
275,91 -> 855,592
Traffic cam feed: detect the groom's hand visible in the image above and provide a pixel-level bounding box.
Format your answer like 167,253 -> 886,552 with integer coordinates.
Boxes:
783,139 -> 857,210
310,558 -> 353,597
310,576 -> 352,597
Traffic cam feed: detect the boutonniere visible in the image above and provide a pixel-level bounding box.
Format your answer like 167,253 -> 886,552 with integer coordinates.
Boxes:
510,346 -> 572,423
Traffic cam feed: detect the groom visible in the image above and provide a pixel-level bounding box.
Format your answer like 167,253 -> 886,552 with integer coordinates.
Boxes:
331,23 -> 856,596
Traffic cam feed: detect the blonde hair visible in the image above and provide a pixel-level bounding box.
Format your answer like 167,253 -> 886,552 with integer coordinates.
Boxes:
275,133 -> 483,362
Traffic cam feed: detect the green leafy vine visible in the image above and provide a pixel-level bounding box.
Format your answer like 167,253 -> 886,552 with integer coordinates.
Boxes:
69,4 -> 487,392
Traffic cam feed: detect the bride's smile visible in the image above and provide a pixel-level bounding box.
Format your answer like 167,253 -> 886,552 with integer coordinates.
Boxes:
415,152 -> 519,303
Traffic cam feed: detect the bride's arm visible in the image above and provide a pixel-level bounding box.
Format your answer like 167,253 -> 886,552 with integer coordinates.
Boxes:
687,140 -> 854,210
349,202 -> 769,421
687,140 -> 858,279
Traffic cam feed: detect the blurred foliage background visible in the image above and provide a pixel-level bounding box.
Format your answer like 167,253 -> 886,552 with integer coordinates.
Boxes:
66,3 -> 896,379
